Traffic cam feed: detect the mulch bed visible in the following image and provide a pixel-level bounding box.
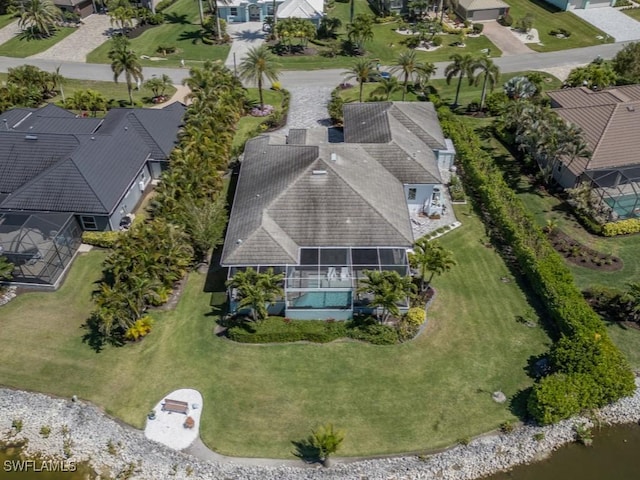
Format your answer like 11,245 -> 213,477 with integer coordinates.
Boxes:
547,229 -> 623,272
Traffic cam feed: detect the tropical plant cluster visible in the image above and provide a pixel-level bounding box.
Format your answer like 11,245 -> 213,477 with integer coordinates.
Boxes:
438,108 -> 635,425
584,283 -> 640,326
0,65 -> 63,112
601,218 -> 640,236
89,61 -> 246,344
18,0 -> 61,39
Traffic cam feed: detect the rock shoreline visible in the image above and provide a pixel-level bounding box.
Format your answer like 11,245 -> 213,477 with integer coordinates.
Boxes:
1,379 -> 639,479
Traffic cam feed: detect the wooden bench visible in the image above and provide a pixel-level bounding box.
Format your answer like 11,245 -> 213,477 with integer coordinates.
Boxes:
161,399 -> 189,414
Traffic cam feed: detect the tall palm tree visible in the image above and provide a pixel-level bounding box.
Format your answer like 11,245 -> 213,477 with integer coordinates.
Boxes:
347,14 -> 374,53
391,50 -> 435,101
195,0 -> 204,24
108,36 -> 143,106
238,45 -> 281,109
19,0 -> 61,39
343,58 -> 376,103
444,53 -> 474,107
358,270 -> 415,323
51,65 -> 65,102
471,57 -> 500,111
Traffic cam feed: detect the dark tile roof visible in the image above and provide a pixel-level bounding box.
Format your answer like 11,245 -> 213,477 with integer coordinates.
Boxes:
126,104 -> 186,159
0,132 -> 80,193
14,117 -> 102,135
0,108 -> 35,129
343,102 -> 392,143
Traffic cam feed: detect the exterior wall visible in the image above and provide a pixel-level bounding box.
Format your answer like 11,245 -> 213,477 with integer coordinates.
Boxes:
220,1 -> 285,23
285,308 -> 352,320
555,165 -> 580,189
108,164 -> 152,230
544,0 -> 571,10
404,184 -> 435,209
467,7 -> 507,21
148,160 -> 167,179
56,0 -> 95,18
436,140 -> 456,171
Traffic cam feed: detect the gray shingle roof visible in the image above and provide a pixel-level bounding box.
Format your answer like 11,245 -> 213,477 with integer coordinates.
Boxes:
287,129 -> 307,145
222,102 -> 446,266
343,102 -> 393,143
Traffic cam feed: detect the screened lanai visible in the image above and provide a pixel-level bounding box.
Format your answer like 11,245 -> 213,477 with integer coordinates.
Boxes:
0,213 -> 82,286
228,247 -> 411,320
585,166 -> 640,220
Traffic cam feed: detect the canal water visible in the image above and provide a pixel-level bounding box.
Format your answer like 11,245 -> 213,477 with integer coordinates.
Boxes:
1,423 -> 639,479
488,422 -> 640,480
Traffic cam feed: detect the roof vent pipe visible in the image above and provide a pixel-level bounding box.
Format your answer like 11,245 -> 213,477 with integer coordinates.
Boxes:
330,153 -> 337,162
312,170 -> 327,175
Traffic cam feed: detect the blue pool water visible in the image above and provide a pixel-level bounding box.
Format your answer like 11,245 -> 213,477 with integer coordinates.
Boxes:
605,194 -> 640,218
292,291 -> 352,309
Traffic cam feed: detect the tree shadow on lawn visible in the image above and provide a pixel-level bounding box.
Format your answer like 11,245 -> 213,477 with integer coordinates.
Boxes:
164,12 -> 190,25
291,438 -> 323,464
178,29 -> 206,45
509,386 -> 534,421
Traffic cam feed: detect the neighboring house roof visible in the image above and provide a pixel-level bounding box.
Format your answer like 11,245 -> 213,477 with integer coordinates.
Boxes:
457,0 -> 508,10
222,102 -> 445,266
548,86 -> 640,174
277,0 -> 324,20
0,102 -> 185,216
218,0 -> 285,7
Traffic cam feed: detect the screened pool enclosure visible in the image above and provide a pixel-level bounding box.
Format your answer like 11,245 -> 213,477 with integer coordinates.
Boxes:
228,247 -> 411,320
585,166 -> 640,220
0,213 -> 82,287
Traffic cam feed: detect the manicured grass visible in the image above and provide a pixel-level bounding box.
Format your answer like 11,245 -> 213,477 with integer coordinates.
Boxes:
0,14 -> 16,30
233,89 -> 285,150
622,7 -> 640,21
86,0 -> 229,68
0,203 -> 550,458
0,27 -> 76,57
504,0 -> 612,52
339,71 -> 562,106
275,0 -> 501,70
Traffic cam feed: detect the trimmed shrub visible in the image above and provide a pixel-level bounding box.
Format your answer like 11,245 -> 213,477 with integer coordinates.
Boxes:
404,307 -> 426,326
498,14 -> 513,27
472,23 -> 484,34
82,231 -> 121,248
602,218 -> 640,236
328,88 -> 344,125
156,44 -> 176,56
347,323 -> 399,345
431,36 -> 443,47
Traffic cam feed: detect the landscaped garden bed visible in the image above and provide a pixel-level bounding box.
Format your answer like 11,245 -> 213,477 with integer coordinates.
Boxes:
547,228 -> 622,271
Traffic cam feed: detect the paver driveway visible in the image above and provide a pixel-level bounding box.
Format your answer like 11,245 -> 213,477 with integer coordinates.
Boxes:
571,7 -> 640,42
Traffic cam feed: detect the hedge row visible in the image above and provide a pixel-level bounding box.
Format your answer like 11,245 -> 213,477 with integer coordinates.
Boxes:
439,108 -> 635,424
81,231 -> 121,248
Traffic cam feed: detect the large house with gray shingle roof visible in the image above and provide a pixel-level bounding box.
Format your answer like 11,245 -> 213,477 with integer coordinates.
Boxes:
547,85 -> 640,220
0,102 -> 185,287
221,102 -> 455,320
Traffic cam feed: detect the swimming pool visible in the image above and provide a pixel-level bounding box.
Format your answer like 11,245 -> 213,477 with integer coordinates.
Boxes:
605,194 -> 640,218
291,291 -> 352,309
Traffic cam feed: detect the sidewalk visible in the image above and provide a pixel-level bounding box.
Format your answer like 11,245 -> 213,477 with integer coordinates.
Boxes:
224,22 -> 266,71
29,14 -> 114,62
0,19 -> 21,47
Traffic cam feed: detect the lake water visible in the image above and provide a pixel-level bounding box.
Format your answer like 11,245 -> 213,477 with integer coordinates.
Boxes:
2,423 -> 639,479
488,422 -> 640,480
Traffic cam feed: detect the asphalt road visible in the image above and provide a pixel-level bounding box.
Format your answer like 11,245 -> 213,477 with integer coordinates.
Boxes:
0,41 -> 631,87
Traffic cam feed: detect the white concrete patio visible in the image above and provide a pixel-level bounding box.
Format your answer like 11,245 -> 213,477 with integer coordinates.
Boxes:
144,388 -> 203,450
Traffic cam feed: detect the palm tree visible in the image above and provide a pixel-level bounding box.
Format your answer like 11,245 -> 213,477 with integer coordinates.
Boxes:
51,65 -> 65,102
109,5 -> 135,33
409,239 -> 456,290
238,45 -> 281,110
108,36 -> 143,106
19,0 -> 61,39
343,58 -> 376,103
444,53 -> 475,107
358,270 -> 415,323
471,57 -> 500,111
624,282 -> 640,323
346,14 -> 374,53
195,0 -> 204,24
144,74 -> 173,99
391,50 -> 435,101
226,267 -> 284,321
371,76 -> 400,100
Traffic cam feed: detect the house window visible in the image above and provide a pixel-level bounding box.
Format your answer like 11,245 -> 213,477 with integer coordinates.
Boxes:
408,188 -> 417,200
267,4 -> 274,14
230,7 -> 238,15
80,216 -> 98,230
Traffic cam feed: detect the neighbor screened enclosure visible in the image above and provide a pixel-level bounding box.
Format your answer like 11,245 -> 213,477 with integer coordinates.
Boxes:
0,213 -> 82,285
585,166 -> 640,220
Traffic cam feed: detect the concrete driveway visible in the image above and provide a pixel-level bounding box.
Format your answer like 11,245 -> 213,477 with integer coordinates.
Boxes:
224,22 -> 266,70
571,7 -> 640,42
482,21 -> 535,56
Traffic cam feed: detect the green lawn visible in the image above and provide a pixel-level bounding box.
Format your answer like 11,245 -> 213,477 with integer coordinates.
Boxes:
0,27 -> 76,57
233,89 -> 285,150
0,203 -> 550,458
0,73 -> 177,107
86,0 -> 229,68
462,116 -> 640,369
275,0 -> 500,70
0,14 -> 16,30
339,71 -> 562,106
622,6 -> 640,21
504,0 -> 613,52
